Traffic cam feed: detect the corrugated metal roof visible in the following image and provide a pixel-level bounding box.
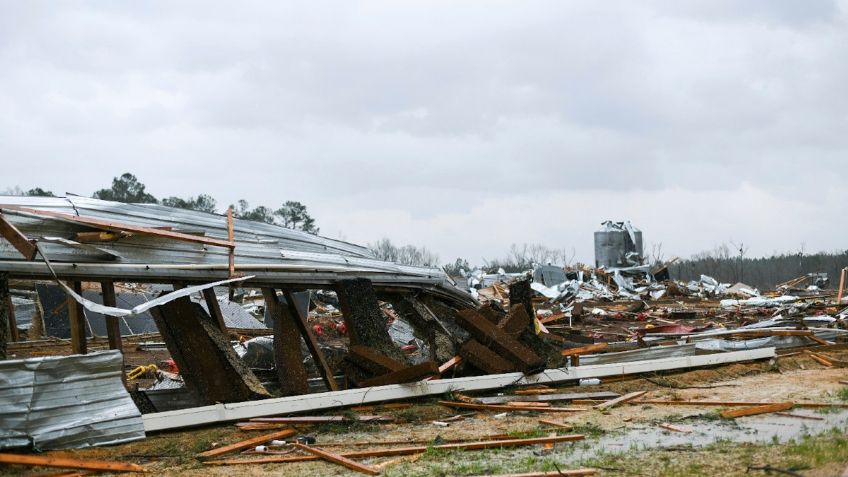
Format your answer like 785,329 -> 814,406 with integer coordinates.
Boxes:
0,350 -> 145,451
0,196 -> 473,305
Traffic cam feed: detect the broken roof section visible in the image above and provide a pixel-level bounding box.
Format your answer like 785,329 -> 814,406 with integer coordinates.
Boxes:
0,196 -> 472,306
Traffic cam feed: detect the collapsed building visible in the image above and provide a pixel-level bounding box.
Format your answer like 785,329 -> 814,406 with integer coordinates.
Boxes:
1,200 -> 845,472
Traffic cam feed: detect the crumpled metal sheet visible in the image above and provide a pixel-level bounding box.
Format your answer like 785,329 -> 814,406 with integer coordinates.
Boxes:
0,350 -> 145,451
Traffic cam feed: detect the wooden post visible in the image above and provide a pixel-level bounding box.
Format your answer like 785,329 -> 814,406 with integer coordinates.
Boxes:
149,294 -> 270,403
283,290 -> 340,391
0,272 -> 9,359
5,292 -> 18,342
262,288 -> 309,396
202,288 -> 228,332
837,268 -> 846,306
100,282 -> 122,352
68,281 -> 87,355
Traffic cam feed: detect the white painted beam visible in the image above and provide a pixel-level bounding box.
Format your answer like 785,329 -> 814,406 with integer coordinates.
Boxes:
142,347 -> 775,432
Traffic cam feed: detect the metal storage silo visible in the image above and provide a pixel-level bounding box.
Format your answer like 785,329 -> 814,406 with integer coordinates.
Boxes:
594,221 -> 643,268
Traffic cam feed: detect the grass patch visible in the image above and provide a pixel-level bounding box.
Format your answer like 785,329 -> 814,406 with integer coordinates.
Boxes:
837,387 -> 848,401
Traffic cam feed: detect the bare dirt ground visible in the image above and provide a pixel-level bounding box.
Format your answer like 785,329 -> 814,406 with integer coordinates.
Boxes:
4,352 -> 848,477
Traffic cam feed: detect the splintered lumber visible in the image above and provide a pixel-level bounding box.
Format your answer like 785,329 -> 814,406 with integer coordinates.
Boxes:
143,347 -> 776,432
455,309 -> 545,373
721,402 -> 794,419
659,422 -> 692,433
593,391 -> 647,410
204,435 -> 586,465
470,470 -> 597,477
292,443 -> 379,475
0,453 -> 146,473
805,350 -> 833,367
633,400 -> 848,409
249,416 -> 393,424
560,343 -> 608,356
359,361 -> 441,387
439,401 -> 586,413
474,391 -> 619,405
198,428 -> 296,458
774,412 -> 824,421
538,419 -> 574,429
438,355 -> 463,374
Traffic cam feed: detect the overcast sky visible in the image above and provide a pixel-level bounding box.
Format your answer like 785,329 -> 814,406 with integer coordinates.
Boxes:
1,1 -> 846,265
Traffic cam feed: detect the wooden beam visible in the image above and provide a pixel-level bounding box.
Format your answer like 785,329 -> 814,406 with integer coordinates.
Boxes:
283,290 -> 340,392
633,400 -> 847,409
68,281 -> 87,355
348,344 -> 405,375
838,267 -> 846,306
143,347 -> 777,432
0,453 -> 146,473
202,288 -> 228,332
205,435 -> 586,465
0,272 -> 9,357
0,212 -> 37,260
0,205 -> 234,249
439,401 -> 586,413
292,443 -> 380,475
197,428 -> 295,459
100,282 -> 122,352
561,343 -> 608,357
593,391 -> 647,410
438,355 -> 462,374
262,288 -> 308,396
249,416 -> 393,424
721,402 -> 793,419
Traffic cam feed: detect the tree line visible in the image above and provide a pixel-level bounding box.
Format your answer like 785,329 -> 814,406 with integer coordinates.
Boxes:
3,172 -> 319,234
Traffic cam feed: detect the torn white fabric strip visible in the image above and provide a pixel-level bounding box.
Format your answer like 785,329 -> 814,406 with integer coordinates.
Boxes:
34,242 -> 253,317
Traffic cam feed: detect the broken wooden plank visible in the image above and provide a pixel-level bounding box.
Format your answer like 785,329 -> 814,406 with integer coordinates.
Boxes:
0,205 -> 234,249
438,355 -> 462,374
198,428 -> 296,458
293,443 -> 379,475
593,391 -> 647,410
805,350 -> 834,367
143,347 -> 777,432
205,435 -> 587,465
633,400 -> 846,409
0,212 -> 37,260
249,415 -> 393,424
439,401 -> 586,413
774,412 -> 824,421
469,470 -> 597,477
538,419 -> 573,429
358,361 -> 440,387
721,402 -> 794,419
474,392 -> 619,405
284,290 -> 340,392
455,309 -> 545,373
0,453 -> 145,473
561,343 -> 608,357
658,422 -> 691,433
